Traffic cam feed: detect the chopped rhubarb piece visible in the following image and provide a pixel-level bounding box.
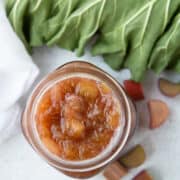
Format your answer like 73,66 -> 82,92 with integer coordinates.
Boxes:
119,145 -> 146,169
133,170 -> 153,180
103,161 -> 128,180
148,99 -> 169,129
123,80 -> 144,101
159,78 -> 180,97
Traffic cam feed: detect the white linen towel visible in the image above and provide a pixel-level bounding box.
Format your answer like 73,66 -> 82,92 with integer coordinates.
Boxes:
0,1 -> 39,144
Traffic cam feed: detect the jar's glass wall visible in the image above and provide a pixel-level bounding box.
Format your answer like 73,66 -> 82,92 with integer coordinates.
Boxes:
21,61 -> 137,179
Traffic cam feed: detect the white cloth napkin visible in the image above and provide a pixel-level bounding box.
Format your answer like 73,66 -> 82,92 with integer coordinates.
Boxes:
0,2 -> 39,144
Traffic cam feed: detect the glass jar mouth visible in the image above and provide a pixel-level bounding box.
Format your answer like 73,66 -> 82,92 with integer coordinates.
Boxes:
22,61 -> 132,173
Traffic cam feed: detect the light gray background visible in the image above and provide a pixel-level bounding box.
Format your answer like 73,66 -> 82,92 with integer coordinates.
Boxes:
0,47 -> 179,180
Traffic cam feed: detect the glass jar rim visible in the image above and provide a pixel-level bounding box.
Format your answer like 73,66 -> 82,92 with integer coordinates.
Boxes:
22,61 -> 132,172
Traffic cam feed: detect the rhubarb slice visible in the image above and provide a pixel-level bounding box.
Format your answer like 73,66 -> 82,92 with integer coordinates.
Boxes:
103,161 -> 128,180
148,99 -> 169,129
133,170 -> 153,180
159,78 -> 180,97
123,80 -> 144,101
119,145 -> 146,168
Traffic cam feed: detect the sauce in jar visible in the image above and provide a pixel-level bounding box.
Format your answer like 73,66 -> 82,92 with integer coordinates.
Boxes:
35,77 -> 121,161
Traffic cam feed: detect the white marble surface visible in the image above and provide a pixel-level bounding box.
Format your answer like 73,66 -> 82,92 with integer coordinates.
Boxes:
0,47 -> 180,180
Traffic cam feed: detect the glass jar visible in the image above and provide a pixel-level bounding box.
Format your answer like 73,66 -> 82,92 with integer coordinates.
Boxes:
21,61 -> 137,179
